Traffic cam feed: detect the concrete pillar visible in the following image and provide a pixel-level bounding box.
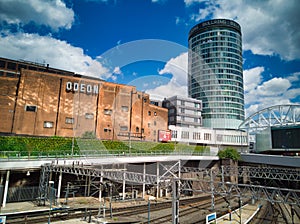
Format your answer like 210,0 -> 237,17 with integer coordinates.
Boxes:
57,169 -> 62,202
122,164 -> 126,200
156,162 -> 160,198
99,170 -> 103,202
142,163 -> 146,199
2,170 -> 10,208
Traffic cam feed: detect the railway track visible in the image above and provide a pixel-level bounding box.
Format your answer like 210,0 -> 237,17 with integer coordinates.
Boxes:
4,195 -> 211,224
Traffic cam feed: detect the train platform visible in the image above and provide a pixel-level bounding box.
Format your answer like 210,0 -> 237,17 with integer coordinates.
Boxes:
214,203 -> 260,224
0,201 -> 50,215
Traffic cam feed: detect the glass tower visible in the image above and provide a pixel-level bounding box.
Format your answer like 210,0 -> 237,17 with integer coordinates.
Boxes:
188,19 -> 244,129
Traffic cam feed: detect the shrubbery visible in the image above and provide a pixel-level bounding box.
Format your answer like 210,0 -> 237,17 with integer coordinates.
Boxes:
217,147 -> 241,161
0,136 -> 210,157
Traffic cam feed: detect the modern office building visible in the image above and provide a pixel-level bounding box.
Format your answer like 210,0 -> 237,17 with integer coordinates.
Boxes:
188,19 -> 244,129
162,95 -> 202,128
0,57 -> 168,141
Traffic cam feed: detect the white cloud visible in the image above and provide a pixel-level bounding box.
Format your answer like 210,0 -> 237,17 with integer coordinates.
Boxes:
0,0 -> 74,30
188,0 -> 300,60
184,0 -> 206,7
256,78 -> 291,97
243,66 -> 300,117
113,66 -> 122,75
147,52 -> 188,100
158,52 -> 188,86
146,80 -> 187,101
244,66 -> 264,92
0,32 -> 110,79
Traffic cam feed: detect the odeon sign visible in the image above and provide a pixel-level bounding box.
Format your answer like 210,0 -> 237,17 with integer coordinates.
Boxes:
66,81 -> 99,94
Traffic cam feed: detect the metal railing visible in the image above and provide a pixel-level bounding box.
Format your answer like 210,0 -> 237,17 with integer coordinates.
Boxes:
0,150 -> 215,160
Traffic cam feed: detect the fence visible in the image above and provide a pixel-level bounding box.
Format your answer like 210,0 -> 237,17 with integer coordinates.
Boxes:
6,186 -> 39,202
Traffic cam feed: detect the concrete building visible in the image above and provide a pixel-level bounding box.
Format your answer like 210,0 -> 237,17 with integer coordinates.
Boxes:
188,19 -> 244,129
168,125 -> 248,153
0,57 -> 168,141
162,95 -> 202,128
160,95 -> 248,151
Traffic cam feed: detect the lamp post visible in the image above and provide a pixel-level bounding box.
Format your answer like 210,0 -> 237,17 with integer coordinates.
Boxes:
48,180 -> 54,224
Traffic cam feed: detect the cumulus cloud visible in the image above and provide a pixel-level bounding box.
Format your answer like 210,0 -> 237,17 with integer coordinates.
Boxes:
146,52 -> 188,100
256,78 -> 291,97
146,80 -> 187,101
187,0 -> 300,60
244,67 -> 264,92
158,52 -> 188,86
243,66 -> 300,117
0,32 -> 110,79
0,0 -> 74,30
184,0 -> 206,6
113,66 -> 122,75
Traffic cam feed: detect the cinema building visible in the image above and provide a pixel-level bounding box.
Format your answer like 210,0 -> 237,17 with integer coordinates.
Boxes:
0,57 -> 168,141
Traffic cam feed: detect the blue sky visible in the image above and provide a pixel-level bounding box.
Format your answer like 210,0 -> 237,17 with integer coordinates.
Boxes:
0,0 -> 299,117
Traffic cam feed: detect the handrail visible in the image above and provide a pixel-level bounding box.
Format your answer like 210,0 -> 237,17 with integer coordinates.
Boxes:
0,150 -> 215,161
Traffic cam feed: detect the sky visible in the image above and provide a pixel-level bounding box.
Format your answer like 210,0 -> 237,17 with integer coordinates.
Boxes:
0,0 -> 300,117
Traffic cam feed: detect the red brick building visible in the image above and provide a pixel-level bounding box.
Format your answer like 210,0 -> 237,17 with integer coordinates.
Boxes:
0,57 -> 168,141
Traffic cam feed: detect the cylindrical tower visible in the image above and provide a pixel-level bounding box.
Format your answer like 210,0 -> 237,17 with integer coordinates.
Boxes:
188,19 -> 244,129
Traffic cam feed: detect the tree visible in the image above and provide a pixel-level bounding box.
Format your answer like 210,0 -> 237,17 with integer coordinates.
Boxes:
217,147 -> 241,161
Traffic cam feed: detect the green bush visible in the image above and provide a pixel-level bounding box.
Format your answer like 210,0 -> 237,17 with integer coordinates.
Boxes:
0,136 -> 210,157
217,147 -> 241,161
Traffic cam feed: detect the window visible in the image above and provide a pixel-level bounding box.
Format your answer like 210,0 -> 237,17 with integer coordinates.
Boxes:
104,128 -> 111,132
193,132 -> 201,140
204,133 -> 212,141
25,105 -> 37,112
85,113 -> 94,119
172,130 -> 178,138
7,62 -> 16,70
44,121 -> 54,128
154,112 -> 157,116
0,60 -> 5,68
148,111 -> 151,116
154,121 -> 156,126
181,131 -> 189,139
6,72 -> 15,78
104,109 -> 112,115
136,127 -> 139,133
65,117 -> 74,124
121,106 -> 129,112
141,128 -> 144,133
148,123 -> 151,127
181,108 -> 185,113
181,100 -> 185,106
120,126 -> 128,131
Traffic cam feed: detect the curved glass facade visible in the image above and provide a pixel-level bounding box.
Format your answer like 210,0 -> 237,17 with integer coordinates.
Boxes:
188,19 -> 244,129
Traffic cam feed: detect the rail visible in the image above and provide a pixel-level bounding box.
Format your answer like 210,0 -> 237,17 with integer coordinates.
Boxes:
0,150 -> 215,161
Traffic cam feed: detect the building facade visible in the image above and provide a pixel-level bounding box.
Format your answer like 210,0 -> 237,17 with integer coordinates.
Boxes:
188,19 -> 244,129
0,57 -> 168,142
162,95 -> 202,128
168,125 -> 248,153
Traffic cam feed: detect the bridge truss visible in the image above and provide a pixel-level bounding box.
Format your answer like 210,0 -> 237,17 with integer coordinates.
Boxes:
239,104 -> 300,133
39,160 -> 300,206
